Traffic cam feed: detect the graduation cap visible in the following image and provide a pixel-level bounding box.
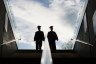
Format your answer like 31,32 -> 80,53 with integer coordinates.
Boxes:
50,26 -> 53,28
37,25 -> 41,28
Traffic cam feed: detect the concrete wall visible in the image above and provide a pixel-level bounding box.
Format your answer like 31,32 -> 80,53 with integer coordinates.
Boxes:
0,0 -> 6,57
0,0 -> 18,58
86,0 -> 96,58
2,19 -> 18,57
74,21 -> 92,58
74,0 -> 96,58
86,0 -> 96,45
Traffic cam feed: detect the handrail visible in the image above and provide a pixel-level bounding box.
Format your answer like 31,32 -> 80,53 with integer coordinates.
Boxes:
3,0 -> 19,50
1,39 -> 21,46
3,0 -> 19,42
72,0 -> 88,49
76,39 -> 93,46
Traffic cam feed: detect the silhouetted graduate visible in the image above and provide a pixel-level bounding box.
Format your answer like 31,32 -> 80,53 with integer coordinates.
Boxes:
34,26 -> 45,51
47,26 -> 58,52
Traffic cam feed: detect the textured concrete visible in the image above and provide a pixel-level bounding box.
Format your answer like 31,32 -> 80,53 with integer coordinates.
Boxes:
2,19 -> 18,57
0,0 -> 17,57
0,0 -> 6,57
74,21 -> 91,58
74,0 -> 96,58
0,0 -> 96,59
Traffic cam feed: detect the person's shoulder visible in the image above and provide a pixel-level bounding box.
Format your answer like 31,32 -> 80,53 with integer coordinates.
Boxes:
49,31 -> 55,33
35,31 -> 39,33
53,31 -> 56,33
41,31 -> 43,32
41,31 -> 44,33
48,31 -> 51,33
36,31 -> 38,32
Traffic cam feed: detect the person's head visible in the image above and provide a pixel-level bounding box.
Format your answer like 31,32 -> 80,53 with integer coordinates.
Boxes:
49,26 -> 53,31
37,25 -> 41,31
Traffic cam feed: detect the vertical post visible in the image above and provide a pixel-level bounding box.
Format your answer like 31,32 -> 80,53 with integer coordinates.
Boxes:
5,13 -> 8,32
83,13 -> 87,32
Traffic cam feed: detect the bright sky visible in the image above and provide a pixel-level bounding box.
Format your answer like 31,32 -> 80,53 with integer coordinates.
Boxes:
7,0 -> 87,49
93,10 -> 96,35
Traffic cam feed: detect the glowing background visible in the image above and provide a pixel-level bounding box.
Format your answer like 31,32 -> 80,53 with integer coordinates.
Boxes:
5,0 -> 88,50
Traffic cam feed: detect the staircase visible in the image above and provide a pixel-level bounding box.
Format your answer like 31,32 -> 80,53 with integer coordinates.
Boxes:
9,50 -> 80,64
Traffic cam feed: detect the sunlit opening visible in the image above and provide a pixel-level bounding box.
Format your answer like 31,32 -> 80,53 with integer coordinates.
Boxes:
5,0 -> 88,50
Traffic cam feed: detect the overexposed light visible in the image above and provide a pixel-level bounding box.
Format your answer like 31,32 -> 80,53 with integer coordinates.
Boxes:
10,0 -> 75,42
41,39 -> 52,64
7,0 -> 88,50
1,38 -> 21,45
75,0 -> 80,4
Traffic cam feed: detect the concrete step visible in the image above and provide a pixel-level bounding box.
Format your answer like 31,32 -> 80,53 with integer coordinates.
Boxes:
12,50 -> 42,58
12,50 -> 80,58
9,50 -> 81,64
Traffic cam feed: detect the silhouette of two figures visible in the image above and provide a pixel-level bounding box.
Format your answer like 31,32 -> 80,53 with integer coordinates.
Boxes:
34,26 -> 58,52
